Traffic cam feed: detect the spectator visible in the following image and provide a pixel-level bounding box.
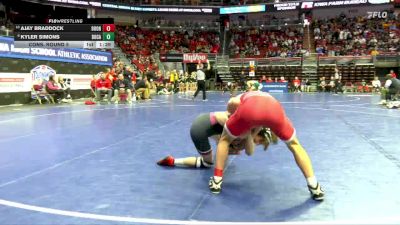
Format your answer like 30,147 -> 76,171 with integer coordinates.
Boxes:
46,75 -> 69,103
327,76 -> 335,92
57,76 -> 72,101
157,84 -> 173,95
123,66 -> 134,88
135,75 -> 151,100
259,75 -> 267,83
301,78 -> 312,92
113,74 -> 132,104
318,77 -> 326,92
384,74 -> 400,101
390,70 -> 397,79
96,72 -> 113,102
371,76 -> 381,93
293,76 -> 301,92
357,79 -> 370,93
90,75 -> 97,99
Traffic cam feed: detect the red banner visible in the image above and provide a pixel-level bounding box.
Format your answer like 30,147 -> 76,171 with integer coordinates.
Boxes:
183,53 -> 208,63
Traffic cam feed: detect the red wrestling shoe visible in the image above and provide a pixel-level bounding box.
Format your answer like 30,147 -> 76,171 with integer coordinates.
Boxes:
157,156 -> 175,167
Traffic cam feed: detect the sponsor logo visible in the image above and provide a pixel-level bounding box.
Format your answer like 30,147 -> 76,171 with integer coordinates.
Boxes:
183,53 -> 208,63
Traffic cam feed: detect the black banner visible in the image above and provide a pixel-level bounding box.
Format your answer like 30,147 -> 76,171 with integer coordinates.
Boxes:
13,18 -> 114,24
39,0 -> 391,14
42,0 -> 218,14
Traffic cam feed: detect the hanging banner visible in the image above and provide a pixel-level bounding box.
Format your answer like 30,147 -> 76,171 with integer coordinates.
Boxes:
0,36 -> 112,66
261,83 -> 289,93
249,61 -> 255,77
220,5 -> 266,14
45,0 -> 218,14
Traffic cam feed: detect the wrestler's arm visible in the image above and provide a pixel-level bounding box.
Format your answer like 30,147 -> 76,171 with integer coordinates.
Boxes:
214,111 -> 229,126
244,134 -> 255,156
214,130 -> 234,174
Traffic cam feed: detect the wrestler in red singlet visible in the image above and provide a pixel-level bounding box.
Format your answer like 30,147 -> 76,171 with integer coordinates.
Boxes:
209,91 -> 325,201
225,91 -> 295,142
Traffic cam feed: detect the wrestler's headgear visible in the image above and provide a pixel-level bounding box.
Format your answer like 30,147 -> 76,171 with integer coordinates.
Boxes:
258,128 -> 278,150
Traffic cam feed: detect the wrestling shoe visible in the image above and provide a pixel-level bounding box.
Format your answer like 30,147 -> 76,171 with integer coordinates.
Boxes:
308,182 -> 325,201
157,156 -> 175,167
209,176 -> 222,194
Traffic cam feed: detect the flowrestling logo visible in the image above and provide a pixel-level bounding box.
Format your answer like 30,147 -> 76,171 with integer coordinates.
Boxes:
367,11 -> 388,18
183,53 -> 208,63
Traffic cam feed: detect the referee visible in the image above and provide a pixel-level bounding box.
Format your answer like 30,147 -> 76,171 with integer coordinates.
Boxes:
193,59 -> 210,101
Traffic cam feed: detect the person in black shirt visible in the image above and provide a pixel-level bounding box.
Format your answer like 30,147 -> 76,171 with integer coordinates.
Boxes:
193,60 -> 210,101
123,66 -> 134,89
384,74 -> 400,101
113,74 -> 132,103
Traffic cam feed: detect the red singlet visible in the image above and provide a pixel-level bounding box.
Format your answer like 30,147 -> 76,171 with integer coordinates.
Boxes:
225,91 -> 295,142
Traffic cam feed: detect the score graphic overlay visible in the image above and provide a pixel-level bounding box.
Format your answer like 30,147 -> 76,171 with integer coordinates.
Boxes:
14,18 -> 115,49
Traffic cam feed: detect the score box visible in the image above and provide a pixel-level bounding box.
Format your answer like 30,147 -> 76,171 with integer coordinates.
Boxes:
102,32 -> 115,41
102,24 -> 115,32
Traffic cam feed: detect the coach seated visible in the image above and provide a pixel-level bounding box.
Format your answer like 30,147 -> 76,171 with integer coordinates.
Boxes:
113,74 -> 132,104
135,75 -> 151,100
57,76 -> 72,100
96,72 -> 113,102
327,76 -> 335,92
371,76 -> 381,93
317,77 -> 327,92
46,75 -> 69,103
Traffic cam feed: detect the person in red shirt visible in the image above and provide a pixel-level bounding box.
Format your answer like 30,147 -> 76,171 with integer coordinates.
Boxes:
259,75 -> 267,83
209,91 -> 324,201
293,76 -> 301,92
131,73 -> 137,85
390,70 -> 397,79
266,77 -> 273,83
46,74 -> 69,103
90,75 -> 97,98
96,72 -> 112,102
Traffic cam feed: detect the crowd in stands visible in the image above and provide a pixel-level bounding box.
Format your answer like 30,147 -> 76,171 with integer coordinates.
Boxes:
229,27 -> 304,58
116,26 -> 220,73
115,13 -> 399,62
314,13 -> 400,56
